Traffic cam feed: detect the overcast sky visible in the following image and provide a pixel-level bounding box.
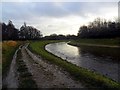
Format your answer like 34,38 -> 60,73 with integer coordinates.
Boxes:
1,0 -> 119,36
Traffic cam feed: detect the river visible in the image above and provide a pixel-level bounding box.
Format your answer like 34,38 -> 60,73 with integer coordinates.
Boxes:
45,42 -> 120,82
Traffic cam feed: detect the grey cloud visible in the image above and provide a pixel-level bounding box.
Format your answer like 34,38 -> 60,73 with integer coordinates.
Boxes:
2,2 -> 117,21
2,2 -> 117,36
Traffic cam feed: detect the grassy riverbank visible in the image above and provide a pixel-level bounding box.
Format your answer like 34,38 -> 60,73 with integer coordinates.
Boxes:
2,41 -> 23,76
69,39 -> 120,48
29,40 -> 120,89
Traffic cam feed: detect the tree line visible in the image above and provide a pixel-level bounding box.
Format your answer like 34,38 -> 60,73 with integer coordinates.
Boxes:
1,18 -> 120,41
43,34 -> 77,40
1,20 -> 43,40
78,18 -> 120,38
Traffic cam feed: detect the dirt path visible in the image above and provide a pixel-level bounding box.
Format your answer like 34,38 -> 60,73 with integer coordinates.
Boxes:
21,43 -> 85,88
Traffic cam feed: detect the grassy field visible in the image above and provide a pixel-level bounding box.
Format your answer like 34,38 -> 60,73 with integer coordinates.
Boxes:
69,39 -> 120,47
29,40 -> 120,89
2,41 -> 22,76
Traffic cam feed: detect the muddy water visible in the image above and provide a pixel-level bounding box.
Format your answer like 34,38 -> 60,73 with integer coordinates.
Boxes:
45,42 -> 120,82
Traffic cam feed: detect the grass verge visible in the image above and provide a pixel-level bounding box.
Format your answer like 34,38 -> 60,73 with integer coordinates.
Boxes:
69,39 -> 120,48
2,41 -> 22,77
28,40 -> 120,89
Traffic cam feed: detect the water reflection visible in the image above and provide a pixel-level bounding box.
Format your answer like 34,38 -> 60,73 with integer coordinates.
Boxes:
45,42 -> 120,82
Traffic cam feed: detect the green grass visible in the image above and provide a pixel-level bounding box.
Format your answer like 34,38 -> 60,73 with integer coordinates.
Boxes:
69,39 -> 120,46
29,40 -> 120,89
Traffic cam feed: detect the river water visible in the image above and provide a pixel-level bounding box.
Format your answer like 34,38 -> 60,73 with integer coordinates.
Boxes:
45,42 -> 120,82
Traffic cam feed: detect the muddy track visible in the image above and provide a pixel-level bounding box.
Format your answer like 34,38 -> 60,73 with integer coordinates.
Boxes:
3,43 -> 85,88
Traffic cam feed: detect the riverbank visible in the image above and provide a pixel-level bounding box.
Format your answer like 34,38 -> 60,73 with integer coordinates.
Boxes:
68,39 -> 120,48
29,40 -> 120,89
25,43 -> 84,88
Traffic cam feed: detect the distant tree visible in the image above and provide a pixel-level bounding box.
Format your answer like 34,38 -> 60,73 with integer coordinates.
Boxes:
49,34 -> 58,40
7,20 -> 15,39
78,25 -> 88,38
2,20 -> 19,40
66,34 -> 77,39
57,34 -> 66,40
19,22 -> 42,40
43,34 -> 77,40
0,22 -> 2,41
2,22 -> 8,40
78,18 -> 120,38
2,21 -> 43,40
